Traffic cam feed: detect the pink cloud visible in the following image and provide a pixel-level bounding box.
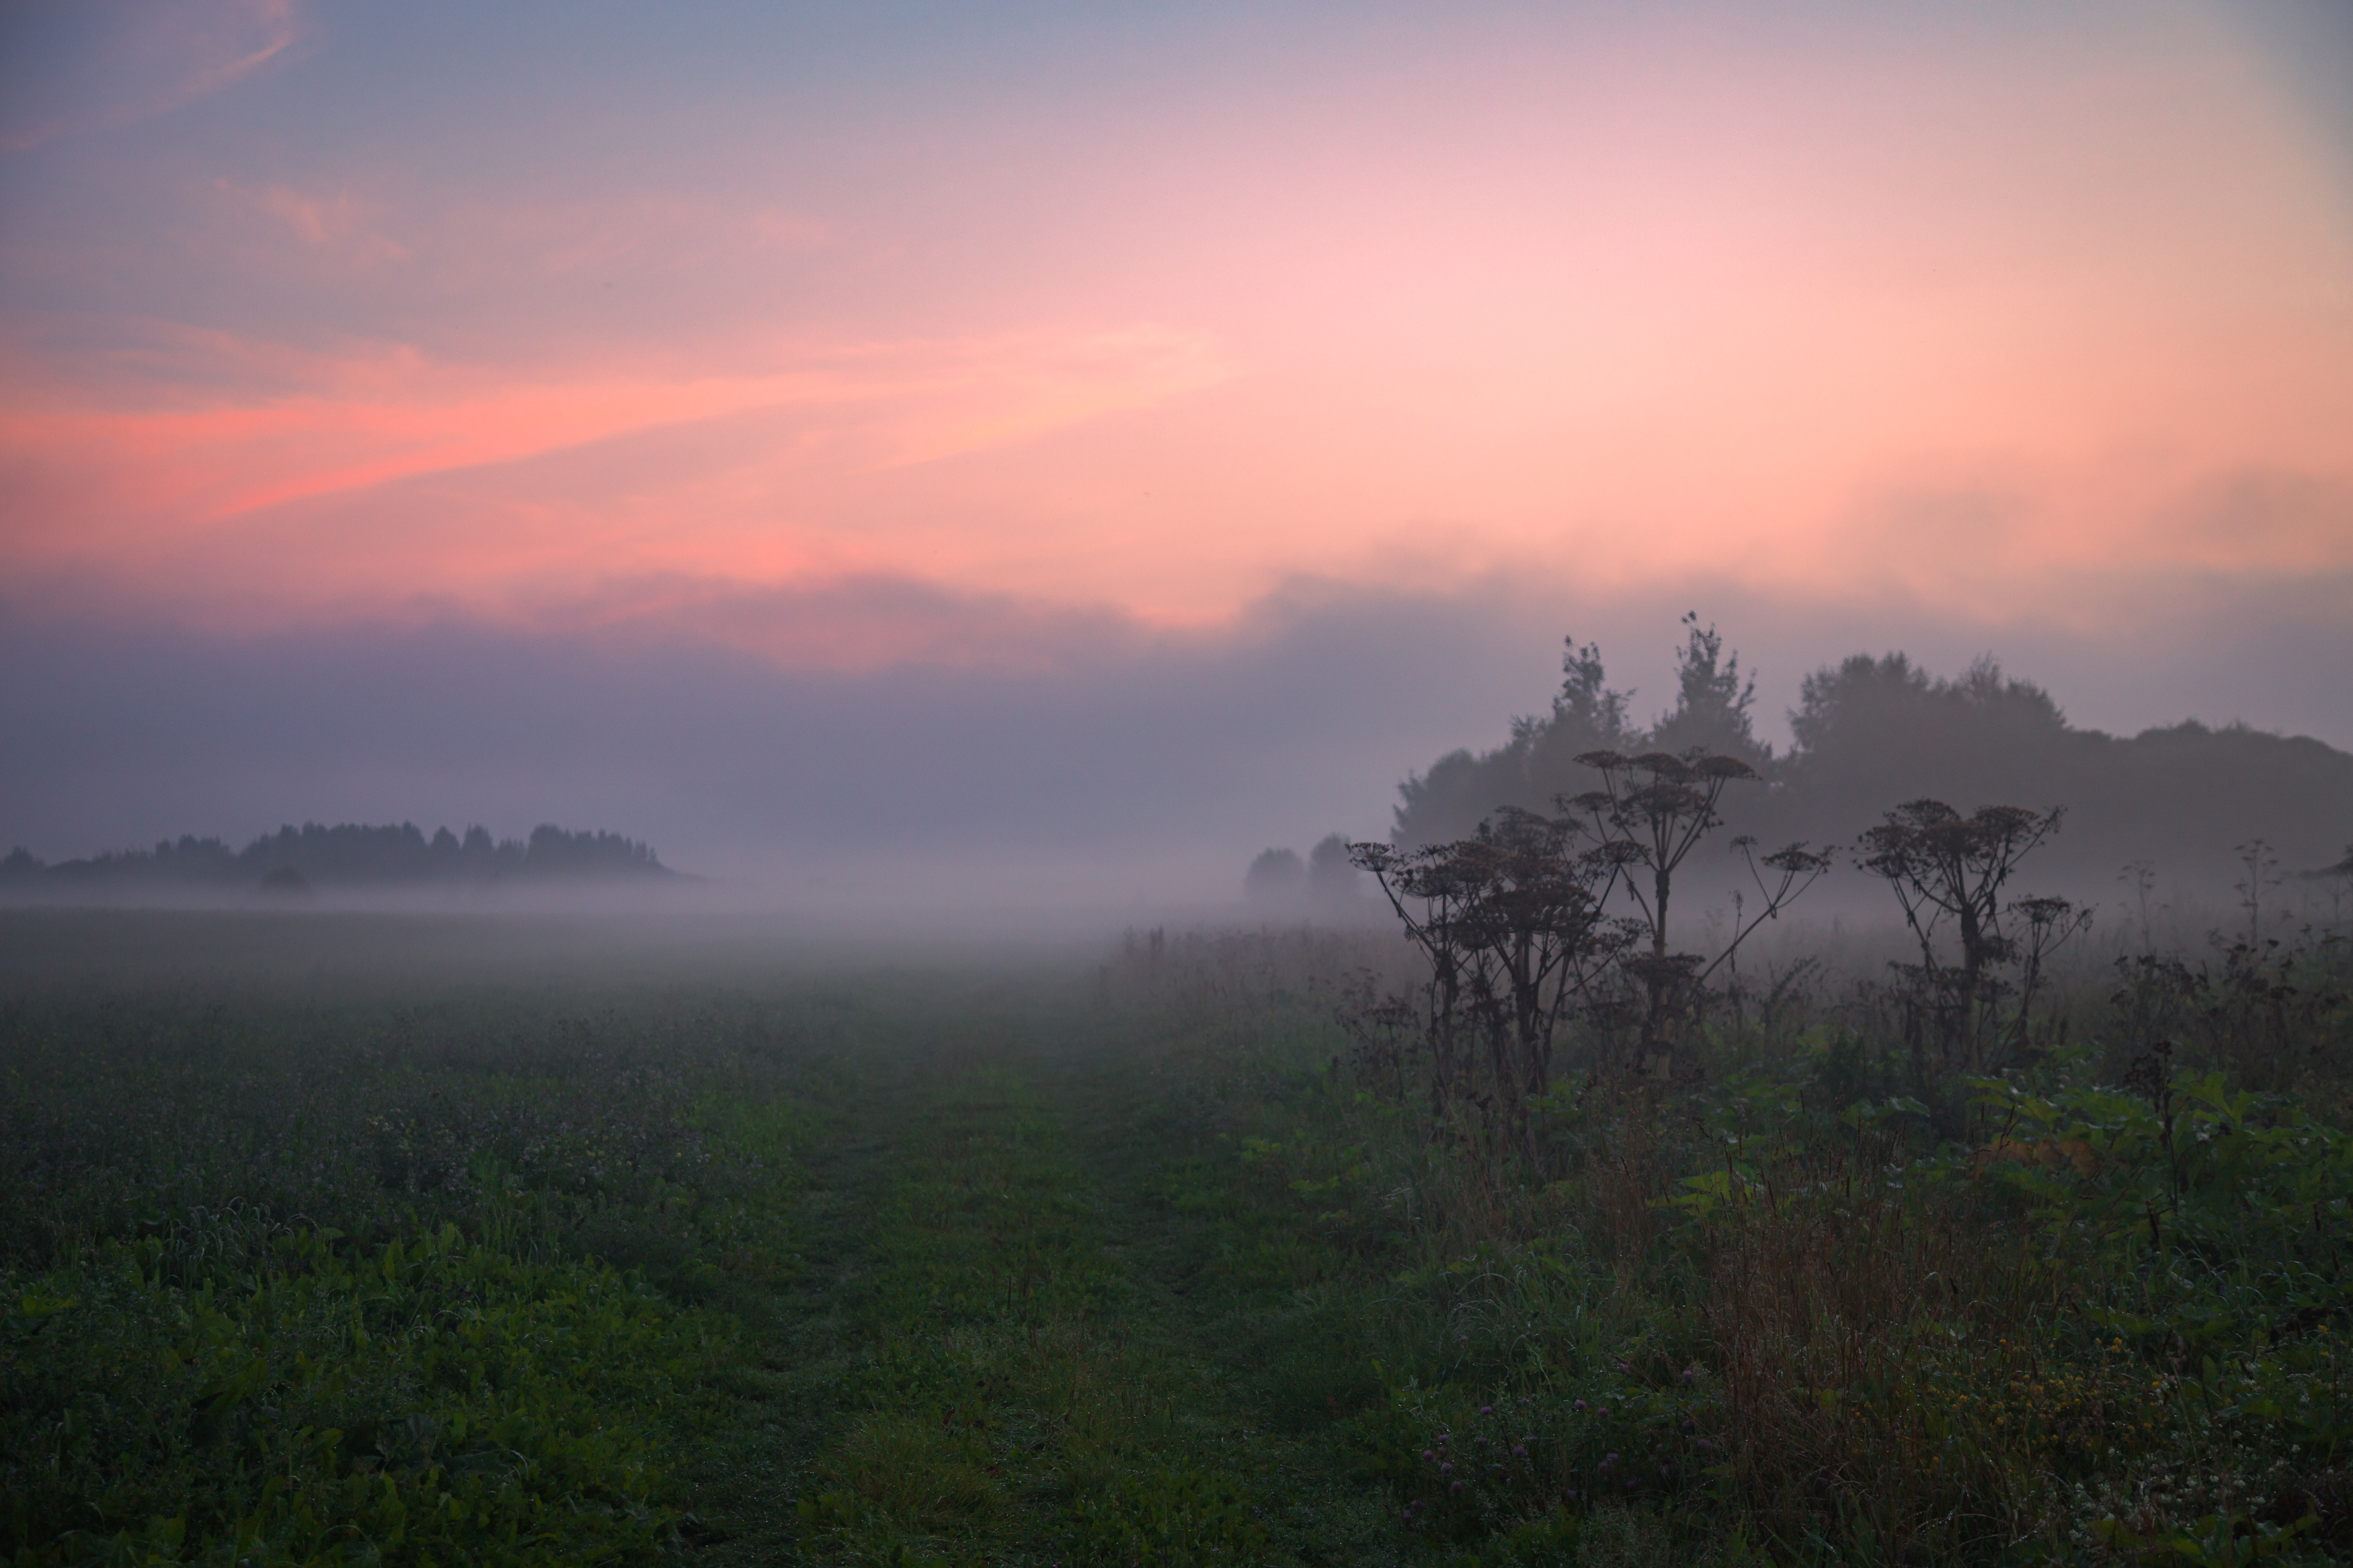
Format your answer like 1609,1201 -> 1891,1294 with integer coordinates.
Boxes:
0,320 -> 1230,590
4,2 -> 2349,669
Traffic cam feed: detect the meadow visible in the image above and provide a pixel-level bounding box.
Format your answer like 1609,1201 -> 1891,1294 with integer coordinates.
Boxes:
1,900 -> 2348,1567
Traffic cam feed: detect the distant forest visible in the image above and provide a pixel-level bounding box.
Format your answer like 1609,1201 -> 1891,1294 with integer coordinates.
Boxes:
1,822 -> 672,892
1393,617 -> 2353,891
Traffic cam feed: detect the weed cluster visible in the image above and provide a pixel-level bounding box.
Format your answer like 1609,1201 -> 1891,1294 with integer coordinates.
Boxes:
1119,895 -> 2353,1562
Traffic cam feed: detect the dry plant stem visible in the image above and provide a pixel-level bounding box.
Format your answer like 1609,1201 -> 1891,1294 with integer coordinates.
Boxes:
1567,749 -> 1828,1063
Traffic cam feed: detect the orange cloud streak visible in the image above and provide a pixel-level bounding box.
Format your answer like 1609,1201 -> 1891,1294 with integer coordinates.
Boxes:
0,323 -> 1228,561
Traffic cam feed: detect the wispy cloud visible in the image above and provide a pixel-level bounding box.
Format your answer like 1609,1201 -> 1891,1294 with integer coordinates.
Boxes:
0,319 -> 1230,587
219,181 -> 409,264
1,0 -> 298,153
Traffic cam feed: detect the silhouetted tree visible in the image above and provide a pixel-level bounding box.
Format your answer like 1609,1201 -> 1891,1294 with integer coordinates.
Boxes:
1244,848 -> 1305,904
1648,613 -> 1767,766
520,825 -> 664,876
1403,630 -> 2353,891
1393,634 -> 1636,846
1306,833 -> 1361,907
1,821 -> 672,889
1554,638 -> 1638,755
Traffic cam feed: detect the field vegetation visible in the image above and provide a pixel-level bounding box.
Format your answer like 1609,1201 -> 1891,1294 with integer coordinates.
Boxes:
1,872 -> 2348,1565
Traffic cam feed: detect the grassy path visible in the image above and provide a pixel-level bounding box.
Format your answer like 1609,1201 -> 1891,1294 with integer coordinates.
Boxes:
686,993 -> 1401,1565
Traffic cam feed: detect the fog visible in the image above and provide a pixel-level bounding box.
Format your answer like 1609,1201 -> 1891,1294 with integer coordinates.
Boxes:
5,571 -> 2351,925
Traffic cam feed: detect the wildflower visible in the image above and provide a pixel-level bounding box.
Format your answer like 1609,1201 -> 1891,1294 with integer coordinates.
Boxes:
1513,1445 -> 1527,1457
1423,1449 -> 1436,1462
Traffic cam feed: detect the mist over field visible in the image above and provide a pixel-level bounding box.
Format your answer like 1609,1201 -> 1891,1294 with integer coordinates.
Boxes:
4,0 -> 2352,927
6,577 -> 2349,921
6,5 -> 2353,1562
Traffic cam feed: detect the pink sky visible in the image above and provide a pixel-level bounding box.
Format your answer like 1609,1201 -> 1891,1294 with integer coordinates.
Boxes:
2,1 -> 2348,667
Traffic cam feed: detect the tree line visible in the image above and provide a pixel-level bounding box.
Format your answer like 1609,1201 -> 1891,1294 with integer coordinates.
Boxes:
1,822 -> 673,890
1325,615 -> 2350,1154
1393,617 -> 2353,889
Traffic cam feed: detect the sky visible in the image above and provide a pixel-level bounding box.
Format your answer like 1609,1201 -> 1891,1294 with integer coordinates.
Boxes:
2,0 -> 2350,897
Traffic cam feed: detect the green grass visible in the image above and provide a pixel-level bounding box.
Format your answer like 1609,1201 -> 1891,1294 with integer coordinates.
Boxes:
2,911 -> 2349,1565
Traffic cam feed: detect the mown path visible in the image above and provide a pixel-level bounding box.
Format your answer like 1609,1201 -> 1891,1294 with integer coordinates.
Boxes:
685,993 -> 1400,1565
